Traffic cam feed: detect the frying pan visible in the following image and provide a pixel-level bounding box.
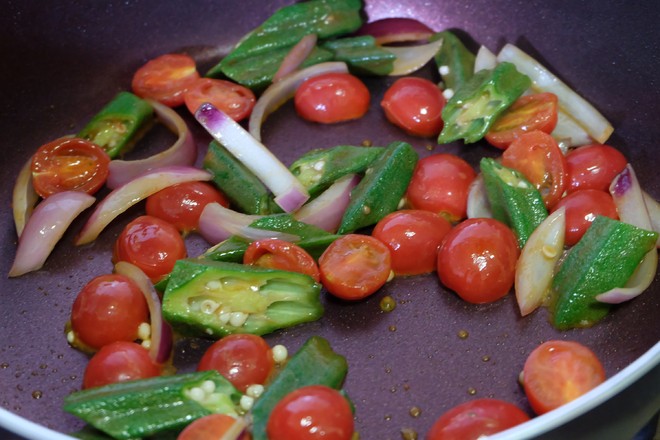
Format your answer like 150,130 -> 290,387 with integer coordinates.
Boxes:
1,1 -> 658,439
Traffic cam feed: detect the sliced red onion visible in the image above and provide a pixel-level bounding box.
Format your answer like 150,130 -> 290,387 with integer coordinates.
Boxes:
273,34 -> 318,83
12,157 -> 40,237
114,261 -> 173,364
75,166 -> 212,245
106,100 -> 197,189
294,174 -> 360,232
642,191 -> 660,248
219,417 -> 248,440
597,165 -> 658,303
466,174 -> 492,219
9,191 -> 95,277
195,103 -> 309,212
355,18 -> 434,45
383,38 -> 443,76
249,61 -> 349,141
474,45 -> 497,73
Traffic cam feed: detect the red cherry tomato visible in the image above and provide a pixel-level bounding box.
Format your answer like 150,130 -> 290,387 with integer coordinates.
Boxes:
319,234 -> 391,301
113,215 -> 187,283
266,385 -> 354,440
437,218 -> 519,304
381,77 -> 446,137
184,78 -> 256,121
30,137 -> 110,198
294,72 -> 370,124
197,334 -> 273,393
406,153 -> 476,222
372,210 -> 452,276
131,53 -> 200,107
427,398 -> 530,440
83,341 -> 161,389
243,239 -> 320,282
70,274 -> 149,350
522,340 -> 606,415
551,189 -> 619,246
485,92 -> 559,149
146,181 -> 229,233
565,144 -> 628,193
178,414 -> 250,440
501,130 -> 568,209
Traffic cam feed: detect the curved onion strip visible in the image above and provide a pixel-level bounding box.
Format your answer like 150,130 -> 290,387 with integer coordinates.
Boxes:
220,417 -> 249,440
9,191 -> 95,277
383,38 -> 443,76
106,99 -> 197,189
249,62 -> 349,141
75,166 -> 212,245
355,18 -> 434,45
466,174 -> 492,219
597,165 -> 658,303
196,103 -> 309,212
497,43 -> 613,144
552,110 -> 593,147
515,206 -> 566,316
114,261 -> 173,364
273,34 -> 318,83
12,157 -> 40,237
294,174 -> 360,232
643,191 -> 660,248
474,45 -> 497,73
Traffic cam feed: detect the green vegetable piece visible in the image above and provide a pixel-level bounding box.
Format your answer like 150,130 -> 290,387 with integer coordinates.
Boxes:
63,371 -> 241,440
432,30 -> 475,92
551,216 -> 658,330
204,236 -> 252,264
321,36 -> 396,76
438,62 -> 531,144
337,141 -> 418,234
290,145 -> 384,197
77,91 -> 154,158
162,259 -> 323,338
480,157 -> 547,247
251,336 -> 348,440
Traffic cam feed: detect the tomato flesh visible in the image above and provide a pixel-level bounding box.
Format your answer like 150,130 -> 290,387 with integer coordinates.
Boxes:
565,144 -> 628,193
83,341 -> 161,389
294,72 -> 370,124
551,189 -> 619,246
131,53 -> 200,107
243,238 -> 320,282
184,78 -> 256,121
381,77 -> 446,137
177,414 -> 250,440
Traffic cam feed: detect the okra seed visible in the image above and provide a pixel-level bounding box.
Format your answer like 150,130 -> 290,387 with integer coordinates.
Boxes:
200,380 -> 216,394
187,387 -> 205,402
229,312 -> 248,327
66,331 -> 75,344
205,280 -> 222,291
219,309 -> 232,325
200,299 -> 220,314
246,384 -> 264,398
272,344 -> 288,363
137,322 -> 151,340
542,245 -> 558,258
442,88 -> 454,100
313,160 -> 325,171
141,340 -> 151,349
240,395 -> 255,411
362,205 -> 371,215
439,65 -> 450,75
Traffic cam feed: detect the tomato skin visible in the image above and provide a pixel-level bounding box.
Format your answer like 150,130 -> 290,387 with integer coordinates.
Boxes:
501,130 -> 568,209
372,210 -> 452,276
243,239 -> 320,282
197,334 -> 274,393
381,77 -> 446,137
184,78 -> 256,121
178,414 -> 251,440
406,154 -> 476,222
83,341 -> 161,389
565,144 -> 628,193
266,385 -> 354,440
319,234 -> 391,301
551,189 -> 619,246
437,218 -> 519,304
146,181 -> 229,233
31,137 -> 110,198
70,274 -> 149,350
522,340 -> 606,415
427,398 -> 530,440
485,92 -> 558,149
113,215 -> 187,283
294,73 -> 370,124
131,53 -> 200,107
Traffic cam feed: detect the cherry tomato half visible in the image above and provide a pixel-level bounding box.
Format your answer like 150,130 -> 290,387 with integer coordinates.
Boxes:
437,218 -> 520,304
551,189 -> 619,246
31,137 -> 110,198
243,238 -> 320,282
372,210 -> 452,276
184,78 -> 256,121
178,414 -> 250,440
294,72 -> 370,124
522,340 -> 606,415
485,92 -> 558,149
83,341 -> 161,389
565,144 -> 628,193
381,77 -> 446,137
501,130 -> 568,209
266,385 -> 354,440
319,234 -> 391,301
131,53 -> 200,107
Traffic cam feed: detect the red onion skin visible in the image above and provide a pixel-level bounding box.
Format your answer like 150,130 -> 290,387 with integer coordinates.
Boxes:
355,18 -> 434,45
273,34 -> 318,82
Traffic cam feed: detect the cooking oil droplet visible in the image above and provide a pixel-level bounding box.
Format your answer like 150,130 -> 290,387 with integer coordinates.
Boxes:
388,325 -> 397,332
467,387 -> 477,395
458,329 -> 469,339
0,363 -> 8,369
380,295 -> 396,312
482,355 -> 491,362
32,390 -> 42,399
401,428 -> 418,440
384,415 -> 392,421
409,406 -> 421,418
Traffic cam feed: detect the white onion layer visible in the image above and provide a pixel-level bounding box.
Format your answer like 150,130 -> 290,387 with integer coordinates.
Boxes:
12,157 -> 40,237
294,174 -> 360,232
383,38 -> 443,76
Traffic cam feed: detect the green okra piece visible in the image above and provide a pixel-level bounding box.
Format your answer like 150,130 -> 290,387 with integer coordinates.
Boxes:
321,36 -> 396,76
432,30 -> 476,92
64,371 -> 241,440
551,216 -> 658,330
251,336 -> 348,440
77,91 -> 153,158
337,141 -> 418,234
438,62 -> 531,144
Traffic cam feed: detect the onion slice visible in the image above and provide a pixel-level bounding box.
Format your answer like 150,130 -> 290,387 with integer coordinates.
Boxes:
382,38 -> 443,76
114,261 -> 173,364
294,174 -> 360,232
220,417 -> 249,440
552,110 -> 593,147
474,45 -> 497,73
515,206 -> 566,316
75,166 -> 212,245
466,174 -> 492,219
9,191 -> 95,277
12,157 -> 40,237
249,62 -> 349,141
596,165 -> 658,303
195,103 -> 309,212
106,99 -> 197,189
355,18 -> 434,45
273,34 -> 318,82
643,191 -> 660,248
